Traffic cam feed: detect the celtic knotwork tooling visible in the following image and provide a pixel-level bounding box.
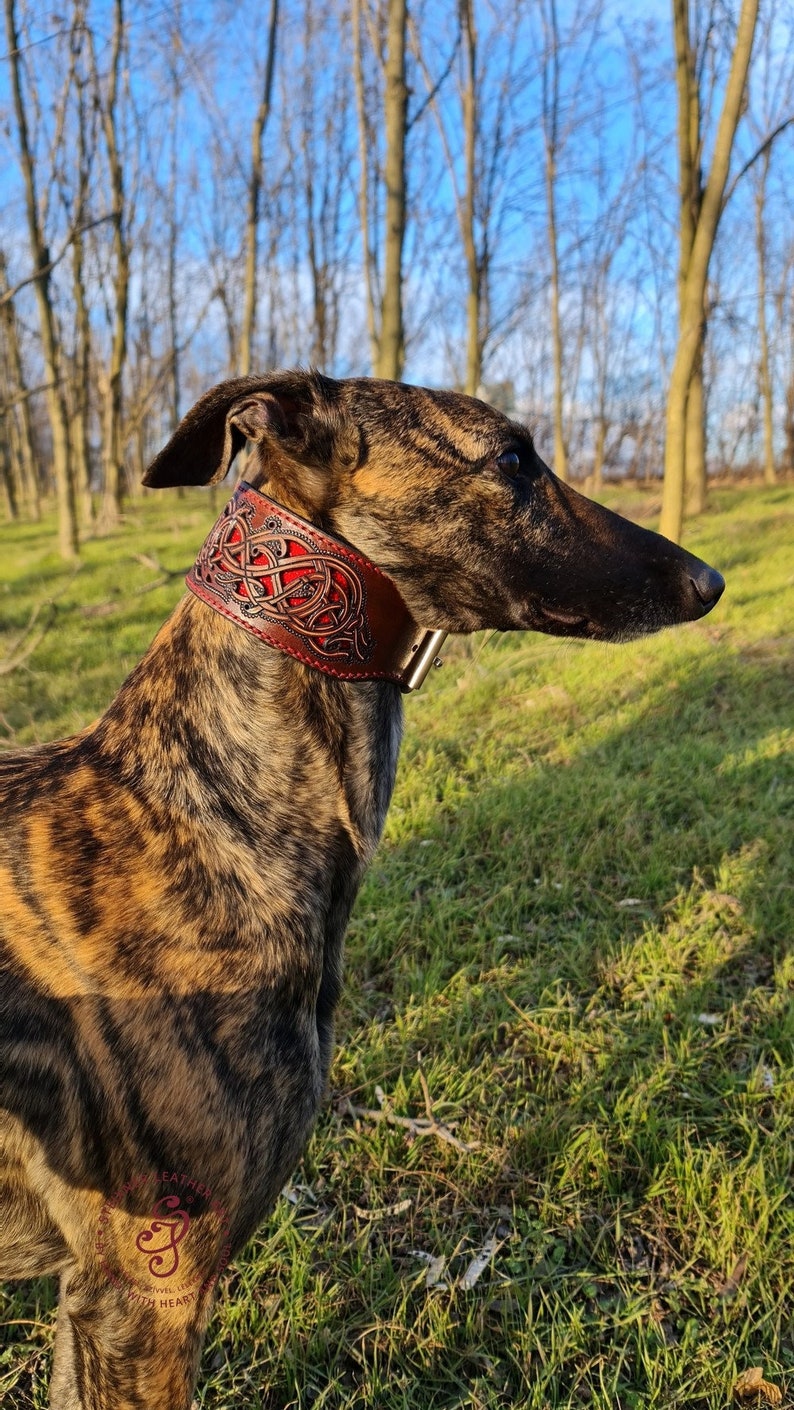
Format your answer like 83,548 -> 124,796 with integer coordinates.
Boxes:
193,496 -> 373,664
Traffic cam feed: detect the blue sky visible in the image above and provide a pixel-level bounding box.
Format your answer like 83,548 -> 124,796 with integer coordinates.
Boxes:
1,0 -> 791,468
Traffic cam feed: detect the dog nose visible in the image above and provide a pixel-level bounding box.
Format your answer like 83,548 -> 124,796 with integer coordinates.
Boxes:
690,565 -> 725,611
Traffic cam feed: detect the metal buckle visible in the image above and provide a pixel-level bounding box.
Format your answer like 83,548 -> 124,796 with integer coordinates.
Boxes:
401,629 -> 448,692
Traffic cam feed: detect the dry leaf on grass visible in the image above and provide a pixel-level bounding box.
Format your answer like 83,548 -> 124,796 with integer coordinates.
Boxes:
425,1254 -> 447,1289
733,1367 -> 782,1405
353,1197 -> 412,1220
409,1249 -> 449,1289
459,1235 -> 500,1290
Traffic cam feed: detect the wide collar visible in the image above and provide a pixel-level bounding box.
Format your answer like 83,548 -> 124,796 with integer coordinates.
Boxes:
186,483 -> 447,691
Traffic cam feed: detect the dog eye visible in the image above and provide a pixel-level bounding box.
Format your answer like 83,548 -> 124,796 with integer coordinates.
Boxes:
496,450 -> 521,475
496,447 -> 535,482
494,445 -> 543,489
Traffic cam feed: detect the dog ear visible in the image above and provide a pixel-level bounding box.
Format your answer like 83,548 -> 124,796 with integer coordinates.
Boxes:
141,371 -> 357,489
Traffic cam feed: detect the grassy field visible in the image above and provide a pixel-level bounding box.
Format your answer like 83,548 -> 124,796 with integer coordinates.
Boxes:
0,483 -> 792,1410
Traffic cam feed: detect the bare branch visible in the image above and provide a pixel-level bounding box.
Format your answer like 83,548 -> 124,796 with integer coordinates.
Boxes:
406,25 -> 460,132
0,380 -> 56,413
722,114 -> 794,209
345,1097 -> 479,1154
0,214 -> 115,309
0,600 -> 56,675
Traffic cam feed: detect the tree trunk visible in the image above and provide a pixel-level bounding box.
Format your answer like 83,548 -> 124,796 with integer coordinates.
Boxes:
546,148 -> 567,482
98,0 -> 130,528
541,0 -> 567,482
592,414 -> 607,492
0,252 -> 40,520
305,167 -> 328,367
70,228 -> 94,527
685,342 -> 706,515
660,0 -> 760,543
239,0 -> 279,378
167,36 -> 181,433
461,0 -> 481,397
784,371 -> 794,475
4,0 -> 78,557
672,0 -> 708,521
376,0 -> 408,381
0,422 -> 18,520
4,400 -> 25,517
70,28 -> 94,529
352,0 -> 380,372
414,0 -> 490,396
755,151 -> 776,485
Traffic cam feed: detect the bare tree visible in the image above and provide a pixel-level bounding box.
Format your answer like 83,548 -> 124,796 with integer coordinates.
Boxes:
754,145 -> 776,486
776,229 -> 794,476
4,0 -> 78,557
659,0 -> 759,543
352,0 -> 380,370
528,0 -> 605,483
0,251 -> 40,520
352,0 -> 410,380
239,0 -> 279,377
281,0 -> 358,368
0,432 -> 16,521
670,0 -> 712,516
378,0 -> 408,379
413,2 -> 525,397
540,0 -> 567,481
582,178 -> 636,491
93,0 -> 131,526
459,0 -> 478,393
745,3 -> 794,487
62,3 -> 96,528
1,0 -> 788,562
166,11 -> 184,431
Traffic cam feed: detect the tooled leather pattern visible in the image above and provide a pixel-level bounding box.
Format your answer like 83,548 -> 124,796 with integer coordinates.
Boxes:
188,487 -> 373,666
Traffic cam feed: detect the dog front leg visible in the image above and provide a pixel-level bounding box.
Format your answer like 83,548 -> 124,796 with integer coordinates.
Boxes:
49,1263 -> 215,1410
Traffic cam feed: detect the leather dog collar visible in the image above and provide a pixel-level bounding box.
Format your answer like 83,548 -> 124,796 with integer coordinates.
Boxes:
186,483 -> 447,690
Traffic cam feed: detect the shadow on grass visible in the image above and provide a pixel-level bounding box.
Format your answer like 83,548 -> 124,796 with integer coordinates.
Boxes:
1,648 -> 791,1410
275,649 -> 792,1409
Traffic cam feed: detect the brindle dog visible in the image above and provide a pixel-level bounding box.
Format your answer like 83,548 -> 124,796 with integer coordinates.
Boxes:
0,371 -> 724,1409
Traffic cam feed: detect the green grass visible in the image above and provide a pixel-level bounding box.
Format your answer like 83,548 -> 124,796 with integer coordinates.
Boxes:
1,484 -> 792,1410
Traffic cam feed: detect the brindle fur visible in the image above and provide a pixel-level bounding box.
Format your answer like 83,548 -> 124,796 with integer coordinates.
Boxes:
0,372 -> 724,1409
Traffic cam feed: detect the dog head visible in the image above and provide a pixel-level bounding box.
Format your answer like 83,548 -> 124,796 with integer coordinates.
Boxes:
143,370 -> 724,641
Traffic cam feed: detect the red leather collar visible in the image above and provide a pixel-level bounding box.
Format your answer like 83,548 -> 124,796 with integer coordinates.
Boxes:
186,484 -> 446,690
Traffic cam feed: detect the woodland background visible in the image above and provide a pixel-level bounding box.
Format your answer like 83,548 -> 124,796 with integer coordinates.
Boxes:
0,0 -> 793,559
1,6 -> 794,1405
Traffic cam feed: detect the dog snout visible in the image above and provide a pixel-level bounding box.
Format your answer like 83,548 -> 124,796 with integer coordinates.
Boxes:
690,564 -> 725,613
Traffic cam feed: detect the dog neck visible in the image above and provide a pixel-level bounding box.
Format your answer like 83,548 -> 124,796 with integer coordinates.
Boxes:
185,484 -> 447,691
